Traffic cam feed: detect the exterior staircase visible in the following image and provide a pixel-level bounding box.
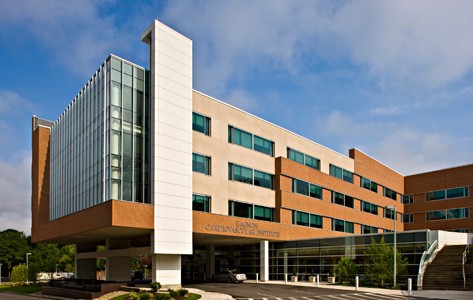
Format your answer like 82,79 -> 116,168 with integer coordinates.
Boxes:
423,244 -> 473,290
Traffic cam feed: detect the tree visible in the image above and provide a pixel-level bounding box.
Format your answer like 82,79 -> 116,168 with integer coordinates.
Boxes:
334,257 -> 357,283
58,245 -> 75,272
0,229 -> 29,276
364,237 -> 408,287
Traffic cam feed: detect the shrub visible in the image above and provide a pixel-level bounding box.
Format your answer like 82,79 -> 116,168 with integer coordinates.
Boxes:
150,281 -> 161,292
334,257 -> 357,283
10,264 -> 28,282
129,292 -> 152,300
155,293 -> 171,300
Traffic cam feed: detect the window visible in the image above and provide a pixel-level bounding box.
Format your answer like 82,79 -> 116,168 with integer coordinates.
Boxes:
254,170 -> 273,189
292,210 -> 323,228
192,153 -> 210,175
287,148 -> 320,170
292,178 -> 322,199
332,218 -> 354,233
361,177 -> 378,193
254,135 -> 274,156
228,126 -> 252,149
332,191 -> 354,208
403,213 -> 414,223
384,207 -> 396,220
361,201 -> 378,215
447,208 -> 470,219
384,187 -> 397,200
229,201 -> 253,219
192,112 -> 210,135
362,225 -> 378,234
402,195 -> 414,204
254,205 -> 274,221
229,163 -> 253,184
192,194 -> 210,212
228,163 -> 274,190
229,200 -> 274,221
329,164 -> 353,183
427,187 -> 469,201
229,126 -> 274,156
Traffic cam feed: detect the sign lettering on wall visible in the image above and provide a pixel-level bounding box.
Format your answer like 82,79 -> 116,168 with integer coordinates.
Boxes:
204,221 -> 280,238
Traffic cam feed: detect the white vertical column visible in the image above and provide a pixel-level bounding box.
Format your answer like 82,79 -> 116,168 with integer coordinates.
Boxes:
152,254 -> 181,288
142,19 -> 193,287
260,240 -> 269,282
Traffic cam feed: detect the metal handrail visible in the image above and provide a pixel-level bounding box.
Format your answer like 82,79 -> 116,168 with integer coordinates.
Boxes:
417,240 -> 439,289
462,244 -> 469,289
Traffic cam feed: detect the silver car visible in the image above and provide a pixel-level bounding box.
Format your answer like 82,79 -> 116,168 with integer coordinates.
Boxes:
212,270 -> 247,283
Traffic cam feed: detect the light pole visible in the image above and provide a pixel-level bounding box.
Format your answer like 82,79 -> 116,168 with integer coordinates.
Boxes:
386,205 -> 397,288
0,263 -> 2,284
26,253 -> 31,284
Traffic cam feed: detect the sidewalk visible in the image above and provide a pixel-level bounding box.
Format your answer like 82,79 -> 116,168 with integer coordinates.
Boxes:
247,280 -> 473,300
186,287 -> 233,300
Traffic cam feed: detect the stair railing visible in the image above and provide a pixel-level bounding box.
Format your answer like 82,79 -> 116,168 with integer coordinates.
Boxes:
463,244 -> 469,289
417,240 -> 439,290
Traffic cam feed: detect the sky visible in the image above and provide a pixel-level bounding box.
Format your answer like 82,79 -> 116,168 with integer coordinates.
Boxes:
0,0 -> 472,235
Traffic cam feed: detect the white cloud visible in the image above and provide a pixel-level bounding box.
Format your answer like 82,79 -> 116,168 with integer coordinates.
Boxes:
0,151 -> 32,235
0,0 -> 129,77
0,89 -> 35,114
365,128 -> 473,175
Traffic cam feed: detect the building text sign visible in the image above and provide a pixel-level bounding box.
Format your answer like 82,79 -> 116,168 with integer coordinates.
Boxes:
204,220 -> 280,238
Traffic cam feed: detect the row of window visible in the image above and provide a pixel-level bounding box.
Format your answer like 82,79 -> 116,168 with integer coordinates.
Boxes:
228,200 -> 274,221
361,177 -> 378,193
426,208 -> 470,221
292,178 -> 322,199
427,187 -> 470,201
287,148 -> 320,170
228,163 -> 274,189
329,164 -> 353,183
228,126 -> 274,156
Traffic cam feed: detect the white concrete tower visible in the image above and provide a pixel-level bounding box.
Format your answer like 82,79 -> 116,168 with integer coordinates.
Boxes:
141,20 -> 193,287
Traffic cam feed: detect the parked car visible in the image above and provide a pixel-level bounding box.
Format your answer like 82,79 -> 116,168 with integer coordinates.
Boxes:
131,270 -> 144,281
212,270 -> 247,283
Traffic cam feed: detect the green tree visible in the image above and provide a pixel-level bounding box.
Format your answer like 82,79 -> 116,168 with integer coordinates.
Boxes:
31,243 -> 62,272
364,237 -> 408,287
10,264 -> 28,282
334,257 -> 357,283
0,229 -> 29,275
58,245 -> 75,272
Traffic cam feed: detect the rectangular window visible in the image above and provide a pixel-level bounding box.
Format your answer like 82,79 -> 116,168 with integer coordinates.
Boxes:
384,207 -> 396,220
192,194 -> 210,212
229,201 -> 253,219
228,163 -> 274,189
427,190 -> 446,201
361,177 -> 378,193
229,201 -> 274,222
402,195 -> 414,204
192,112 -> 210,135
447,208 -> 470,219
403,213 -> 414,223
192,153 -> 210,175
426,210 -> 446,221
332,218 -> 354,233
228,126 -> 252,149
292,211 -> 323,229
384,187 -> 397,200
361,201 -> 378,215
229,163 -> 253,184
447,187 -> 469,199
292,179 -> 323,200
362,225 -> 378,234
332,191 -> 354,208
330,164 -> 353,183
254,170 -> 273,189
287,148 -> 320,170
254,135 -> 274,156
254,205 -> 274,222
309,184 -> 322,199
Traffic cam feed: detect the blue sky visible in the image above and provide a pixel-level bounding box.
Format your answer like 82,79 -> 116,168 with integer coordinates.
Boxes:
1,0 -> 472,235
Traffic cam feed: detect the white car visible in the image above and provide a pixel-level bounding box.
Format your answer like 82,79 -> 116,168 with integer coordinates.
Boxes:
212,270 -> 247,283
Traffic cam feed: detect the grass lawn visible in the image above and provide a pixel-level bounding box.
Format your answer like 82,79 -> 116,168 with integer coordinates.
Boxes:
0,284 -> 42,294
110,293 -> 202,300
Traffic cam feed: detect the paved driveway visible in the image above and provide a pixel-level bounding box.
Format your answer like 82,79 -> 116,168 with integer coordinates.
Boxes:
183,282 -> 441,300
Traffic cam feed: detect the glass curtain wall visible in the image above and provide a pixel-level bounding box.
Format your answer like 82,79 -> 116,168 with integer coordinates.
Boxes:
50,55 -> 150,220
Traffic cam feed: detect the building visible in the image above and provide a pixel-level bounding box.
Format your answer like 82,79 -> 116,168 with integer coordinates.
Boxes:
31,20 -> 473,287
